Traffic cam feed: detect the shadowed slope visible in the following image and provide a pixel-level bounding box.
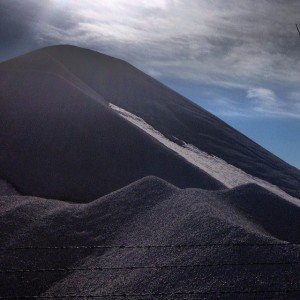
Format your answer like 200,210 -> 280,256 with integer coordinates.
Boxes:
0,45 -> 299,199
0,65 -> 222,202
30,45 -> 300,199
0,177 -> 299,298
0,179 -> 18,196
221,184 -> 300,243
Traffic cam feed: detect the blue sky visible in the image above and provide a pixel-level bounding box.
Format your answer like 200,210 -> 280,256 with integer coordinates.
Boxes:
166,80 -> 300,168
1,0 -> 299,168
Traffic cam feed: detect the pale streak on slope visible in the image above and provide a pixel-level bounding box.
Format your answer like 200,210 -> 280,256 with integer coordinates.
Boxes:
110,103 -> 299,206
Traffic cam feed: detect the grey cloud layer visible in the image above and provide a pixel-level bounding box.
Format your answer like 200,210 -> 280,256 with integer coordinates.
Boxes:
1,0 -> 300,117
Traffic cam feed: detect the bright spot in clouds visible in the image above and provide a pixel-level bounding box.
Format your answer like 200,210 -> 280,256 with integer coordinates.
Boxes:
2,0 -> 300,119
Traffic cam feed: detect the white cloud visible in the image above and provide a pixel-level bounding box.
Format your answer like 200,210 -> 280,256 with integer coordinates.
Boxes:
37,1 -> 300,92
3,0 -> 300,118
247,88 -> 278,107
244,88 -> 300,118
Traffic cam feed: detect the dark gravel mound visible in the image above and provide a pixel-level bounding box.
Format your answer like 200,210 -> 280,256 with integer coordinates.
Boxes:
0,176 -> 299,298
221,184 -> 300,243
0,179 -> 19,196
0,64 -> 222,202
0,45 -> 299,199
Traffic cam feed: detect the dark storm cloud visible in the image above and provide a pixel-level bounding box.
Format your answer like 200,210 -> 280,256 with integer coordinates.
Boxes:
0,0 -> 51,60
1,0 -> 300,117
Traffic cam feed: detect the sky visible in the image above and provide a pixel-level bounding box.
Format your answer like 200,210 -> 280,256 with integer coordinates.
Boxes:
0,0 -> 299,168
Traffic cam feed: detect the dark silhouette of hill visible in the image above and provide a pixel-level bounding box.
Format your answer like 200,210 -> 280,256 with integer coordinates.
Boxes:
0,54 -> 223,202
0,177 -> 299,298
0,45 -> 299,201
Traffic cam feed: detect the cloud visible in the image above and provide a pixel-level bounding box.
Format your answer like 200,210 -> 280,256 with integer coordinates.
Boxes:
247,88 -> 278,107
0,0 -> 52,59
1,0 -> 300,118
288,91 -> 300,102
245,88 -> 300,118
